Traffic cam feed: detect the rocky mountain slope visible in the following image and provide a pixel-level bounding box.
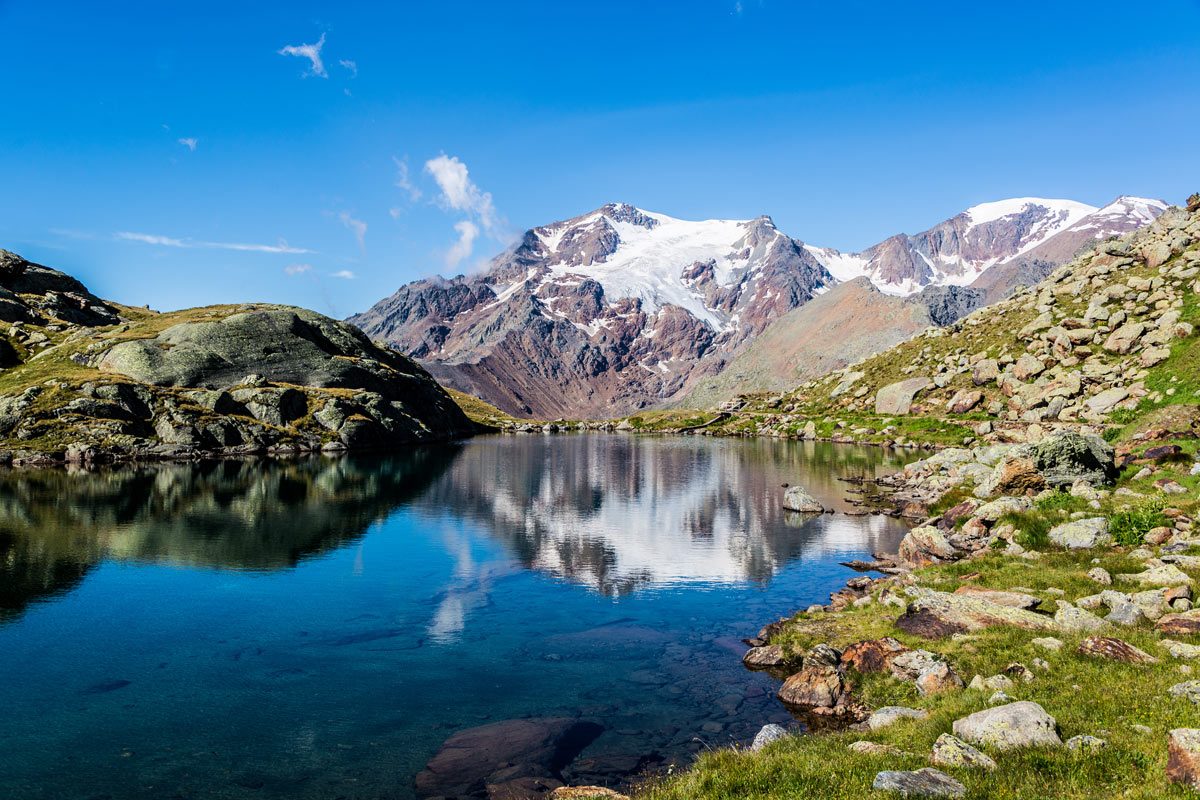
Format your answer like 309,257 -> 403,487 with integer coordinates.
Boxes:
0,249 -> 475,465
681,279 -> 937,409
805,196 -> 1167,296
353,197 -> 1164,420
732,193 -> 1199,440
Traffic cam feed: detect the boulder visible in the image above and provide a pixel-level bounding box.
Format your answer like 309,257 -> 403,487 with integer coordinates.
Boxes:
899,526 -> 957,566
872,769 -> 965,798
931,733 -> 997,771
782,485 -> 824,513
948,390 -> 983,414
953,585 -> 1042,610
1076,636 -> 1160,664
876,378 -> 931,416
1168,729 -> 1200,789
952,701 -> 1062,750
1053,602 -> 1108,633
915,662 -> 965,696
972,359 -> 1000,385
777,645 -> 844,709
1170,682 -> 1200,705
1086,388 -> 1130,415
1048,518 -> 1111,549
749,723 -> 788,752
1028,430 -> 1117,488
1117,563 -> 1193,587
742,644 -> 789,670
895,589 -> 1060,639
1157,611 -> 1200,636
841,637 -> 911,674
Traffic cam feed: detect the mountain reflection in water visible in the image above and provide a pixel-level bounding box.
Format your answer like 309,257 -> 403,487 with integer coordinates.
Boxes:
0,434 -> 912,800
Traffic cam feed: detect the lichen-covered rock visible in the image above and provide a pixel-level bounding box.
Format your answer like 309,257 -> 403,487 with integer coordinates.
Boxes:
1168,728 -> 1200,789
899,526 -> 957,565
952,701 -> 1062,750
1076,636 -> 1159,664
782,485 -> 824,513
931,733 -> 997,770
896,589 -> 1061,638
1048,518 -> 1111,549
872,768 -> 965,798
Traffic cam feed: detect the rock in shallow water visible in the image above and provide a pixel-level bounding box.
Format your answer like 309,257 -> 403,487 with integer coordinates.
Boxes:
782,485 -> 824,513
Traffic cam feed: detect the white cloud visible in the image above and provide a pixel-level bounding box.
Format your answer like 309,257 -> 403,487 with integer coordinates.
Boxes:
392,156 -> 422,202
445,220 -> 479,270
116,231 -> 313,254
278,33 -> 327,78
332,269 -> 356,279
285,263 -> 313,276
339,59 -> 357,78
337,211 -> 367,253
178,137 -> 197,152
424,154 -> 499,232
388,207 -> 404,219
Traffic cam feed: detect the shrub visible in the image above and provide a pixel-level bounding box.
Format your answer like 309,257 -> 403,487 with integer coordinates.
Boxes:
1110,499 -> 1170,546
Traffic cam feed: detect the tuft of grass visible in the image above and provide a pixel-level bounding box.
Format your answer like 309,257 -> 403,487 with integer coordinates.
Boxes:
1109,498 -> 1170,547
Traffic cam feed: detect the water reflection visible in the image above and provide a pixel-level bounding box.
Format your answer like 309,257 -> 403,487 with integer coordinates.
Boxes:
0,435 -> 908,627
416,435 -> 907,599
0,447 -> 460,621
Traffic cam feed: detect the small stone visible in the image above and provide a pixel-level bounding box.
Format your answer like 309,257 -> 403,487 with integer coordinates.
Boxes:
872,768 -> 965,798
1066,735 -> 1108,753
1169,681 -> 1200,704
931,733 -> 997,771
1163,639 -> 1200,660
1054,601 -> 1108,633
750,723 -> 788,751
849,740 -> 910,757
1049,518 -> 1111,549
1031,637 -> 1064,651
1087,567 -> 1113,585
989,690 -> 1014,705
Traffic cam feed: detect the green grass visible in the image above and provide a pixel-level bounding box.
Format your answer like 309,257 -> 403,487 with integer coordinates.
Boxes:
637,548 -> 1200,800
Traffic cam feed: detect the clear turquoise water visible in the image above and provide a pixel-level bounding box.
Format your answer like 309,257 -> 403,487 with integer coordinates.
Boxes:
0,434 -> 910,799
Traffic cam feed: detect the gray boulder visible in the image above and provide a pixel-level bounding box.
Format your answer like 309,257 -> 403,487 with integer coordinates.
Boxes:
1048,518 -> 1112,549
952,701 -> 1062,749
782,486 -> 824,513
875,378 -> 931,415
750,723 -> 788,751
1027,430 -> 1118,487
872,768 -> 965,798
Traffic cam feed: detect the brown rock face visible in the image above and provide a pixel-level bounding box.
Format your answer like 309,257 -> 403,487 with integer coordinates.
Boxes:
1169,729 -> 1200,788
1157,612 -> 1200,636
841,637 -> 912,674
1076,636 -> 1160,664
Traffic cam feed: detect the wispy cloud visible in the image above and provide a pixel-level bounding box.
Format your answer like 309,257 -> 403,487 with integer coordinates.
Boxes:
337,211 -> 367,254
278,33 -> 327,78
177,137 -> 197,152
332,269 -> 356,279
116,231 -> 313,254
285,263 -> 313,276
48,228 -> 95,240
339,59 -> 357,78
424,154 -> 500,232
393,156 -> 422,202
445,220 -> 480,271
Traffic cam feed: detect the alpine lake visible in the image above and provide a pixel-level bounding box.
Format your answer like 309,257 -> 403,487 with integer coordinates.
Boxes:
0,433 -> 913,799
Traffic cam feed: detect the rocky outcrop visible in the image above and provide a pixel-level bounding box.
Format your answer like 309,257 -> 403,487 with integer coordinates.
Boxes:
0,251 -> 476,463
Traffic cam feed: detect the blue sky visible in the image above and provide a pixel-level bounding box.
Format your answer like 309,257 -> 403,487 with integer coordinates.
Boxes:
2,1 -> 1199,317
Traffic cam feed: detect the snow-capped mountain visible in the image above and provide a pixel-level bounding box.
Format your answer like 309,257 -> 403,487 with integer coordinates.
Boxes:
349,203 -> 834,418
349,196 -> 1167,419
804,196 -> 1167,295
